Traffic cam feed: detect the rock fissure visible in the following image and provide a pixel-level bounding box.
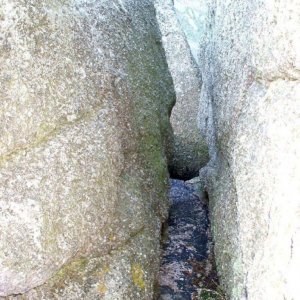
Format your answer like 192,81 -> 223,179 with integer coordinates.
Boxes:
158,180 -> 224,300
0,0 -> 299,299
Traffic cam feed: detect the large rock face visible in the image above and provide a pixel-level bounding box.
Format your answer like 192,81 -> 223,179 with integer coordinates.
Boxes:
155,0 -> 208,180
199,0 -> 300,299
0,0 -> 175,298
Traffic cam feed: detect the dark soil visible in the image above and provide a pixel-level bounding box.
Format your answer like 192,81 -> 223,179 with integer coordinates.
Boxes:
158,179 -> 224,300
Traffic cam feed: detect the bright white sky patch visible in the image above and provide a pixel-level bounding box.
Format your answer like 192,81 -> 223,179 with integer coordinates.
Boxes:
174,0 -> 208,63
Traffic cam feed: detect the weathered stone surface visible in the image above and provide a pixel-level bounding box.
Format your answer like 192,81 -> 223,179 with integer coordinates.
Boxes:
0,0 -> 175,298
199,0 -> 300,299
155,0 -> 208,180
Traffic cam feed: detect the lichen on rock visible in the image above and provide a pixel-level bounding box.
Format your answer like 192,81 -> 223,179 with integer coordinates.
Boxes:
0,0 -> 175,298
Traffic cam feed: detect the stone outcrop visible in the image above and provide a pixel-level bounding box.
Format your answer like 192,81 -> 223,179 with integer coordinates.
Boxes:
0,0 -> 175,298
155,0 -> 209,180
199,0 -> 300,299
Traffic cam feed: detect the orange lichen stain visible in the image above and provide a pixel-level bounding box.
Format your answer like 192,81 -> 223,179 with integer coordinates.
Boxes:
97,265 -> 110,295
131,263 -> 145,289
98,282 -> 107,295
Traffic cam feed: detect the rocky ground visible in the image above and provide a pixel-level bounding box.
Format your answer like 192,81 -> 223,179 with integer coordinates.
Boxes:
158,180 -> 224,300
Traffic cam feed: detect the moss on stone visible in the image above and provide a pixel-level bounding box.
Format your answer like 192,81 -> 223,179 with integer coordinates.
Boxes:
198,288 -> 225,300
55,258 -> 89,281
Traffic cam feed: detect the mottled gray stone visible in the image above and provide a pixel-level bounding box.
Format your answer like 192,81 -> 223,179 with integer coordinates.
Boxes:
199,0 -> 300,299
0,0 -> 175,298
155,0 -> 209,180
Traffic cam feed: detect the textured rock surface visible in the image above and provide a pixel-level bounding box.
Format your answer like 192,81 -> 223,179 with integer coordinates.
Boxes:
155,0 -> 209,180
0,0 -> 175,298
199,0 -> 300,299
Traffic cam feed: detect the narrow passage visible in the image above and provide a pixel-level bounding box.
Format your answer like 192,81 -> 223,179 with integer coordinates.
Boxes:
158,179 -> 224,300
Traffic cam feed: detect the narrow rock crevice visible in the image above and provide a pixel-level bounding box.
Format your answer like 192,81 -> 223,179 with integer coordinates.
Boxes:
158,180 -> 225,300
154,0 -> 209,181
154,1 -> 225,298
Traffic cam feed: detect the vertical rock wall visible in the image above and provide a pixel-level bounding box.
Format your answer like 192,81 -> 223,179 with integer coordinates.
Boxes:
0,0 -> 175,298
199,0 -> 300,299
155,0 -> 209,180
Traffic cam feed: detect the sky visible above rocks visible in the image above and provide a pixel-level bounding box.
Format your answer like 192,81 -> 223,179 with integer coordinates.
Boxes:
174,0 -> 208,63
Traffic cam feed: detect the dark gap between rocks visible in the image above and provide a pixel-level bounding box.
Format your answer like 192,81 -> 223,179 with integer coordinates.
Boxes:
157,179 -> 225,300
168,165 -> 200,182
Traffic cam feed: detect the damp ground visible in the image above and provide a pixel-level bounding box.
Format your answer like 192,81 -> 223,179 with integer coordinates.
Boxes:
158,179 -> 225,300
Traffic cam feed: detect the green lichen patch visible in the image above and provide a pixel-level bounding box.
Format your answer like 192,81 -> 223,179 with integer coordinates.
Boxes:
131,263 -> 146,290
197,288 -> 226,300
191,254 -> 226,300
